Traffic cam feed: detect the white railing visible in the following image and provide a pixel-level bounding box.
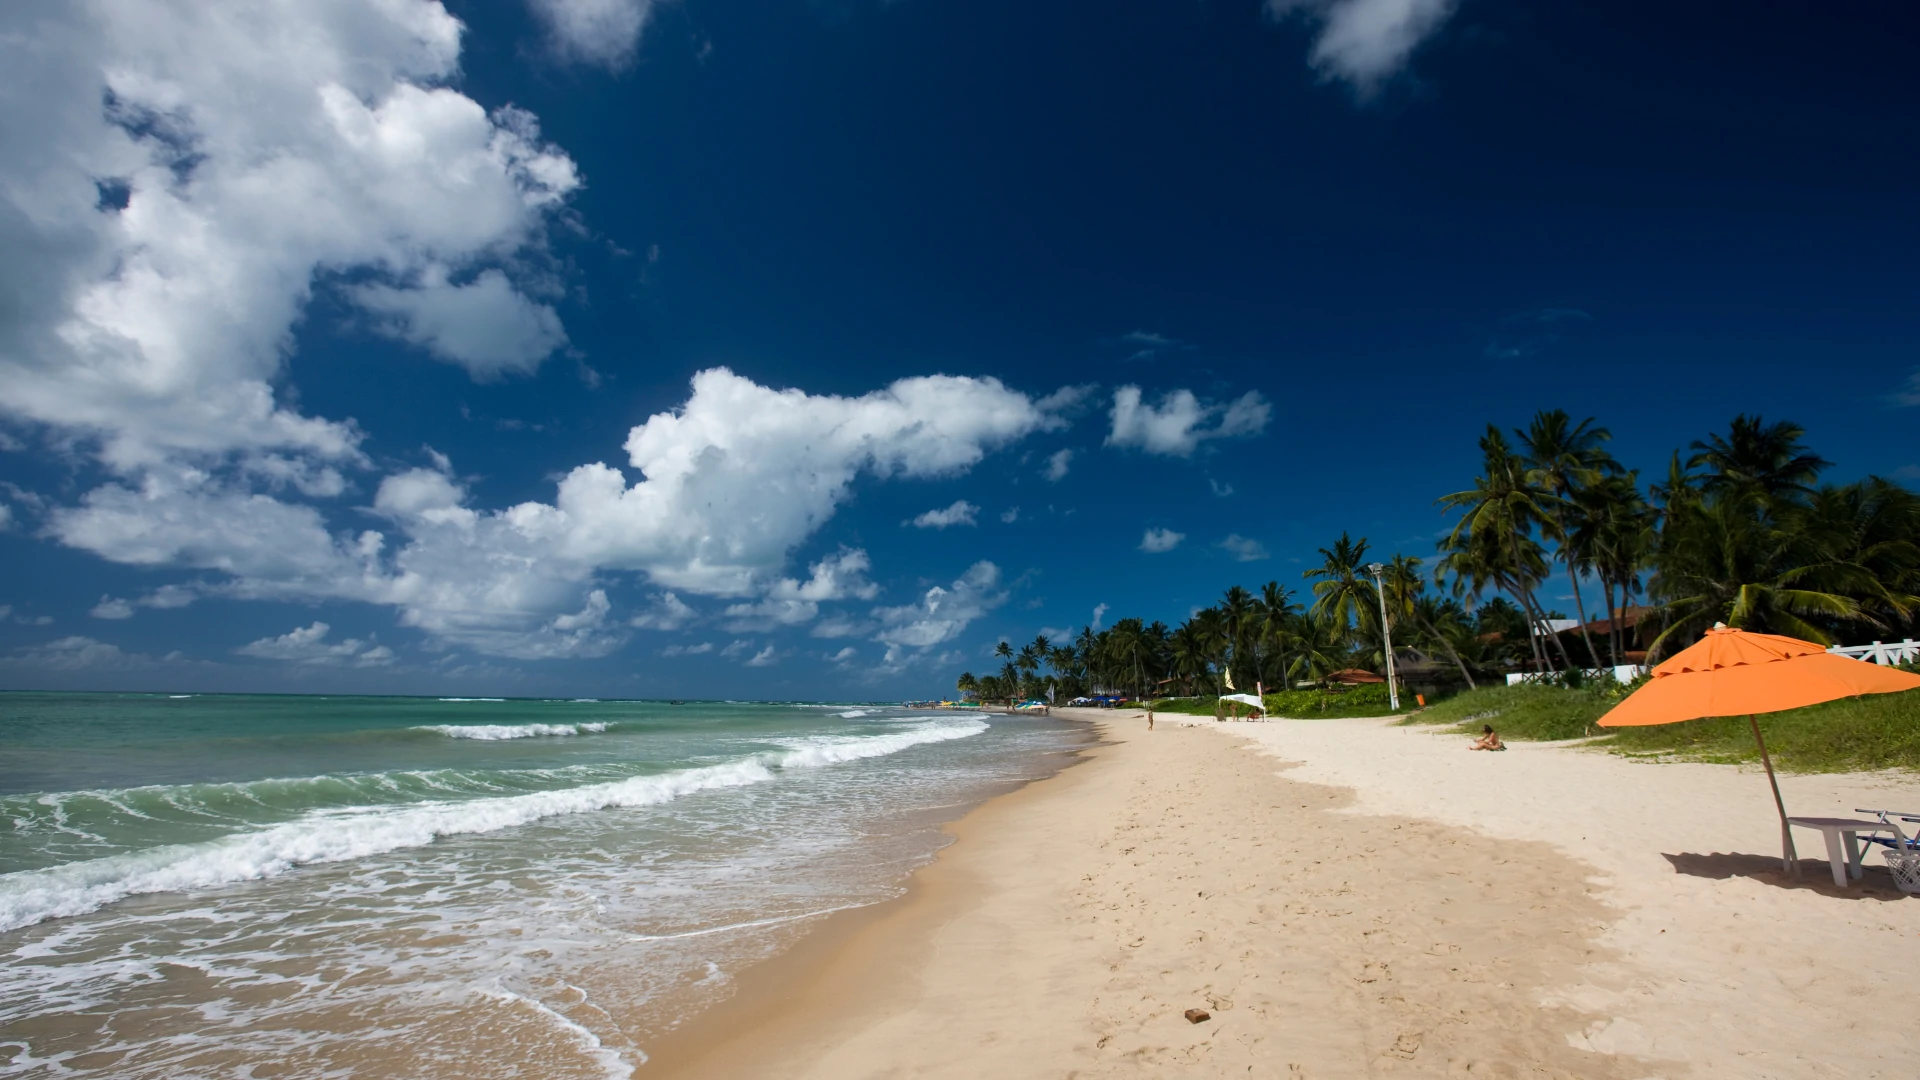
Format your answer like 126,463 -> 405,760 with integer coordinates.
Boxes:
1829,639 -> 1920,666
1506,664 -> 1646,686
1498,641 -> 1915,686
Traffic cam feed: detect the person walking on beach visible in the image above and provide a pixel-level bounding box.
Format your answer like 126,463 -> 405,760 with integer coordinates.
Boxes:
1470,725 -> 1504,751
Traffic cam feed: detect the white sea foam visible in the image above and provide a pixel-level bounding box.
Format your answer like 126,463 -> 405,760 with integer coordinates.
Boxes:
418,722 -> 610,740
836,709 -> 873,718
0,760 -> 773,934
771,719 -> 987,769
437,697 -> 506,702
0,719 -> 989,934
476,984 -> 639,1078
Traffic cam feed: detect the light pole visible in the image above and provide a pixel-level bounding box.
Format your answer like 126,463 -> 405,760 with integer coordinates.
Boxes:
1365,562 -> 1401,711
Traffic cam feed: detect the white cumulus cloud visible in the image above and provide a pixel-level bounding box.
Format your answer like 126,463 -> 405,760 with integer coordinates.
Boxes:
47,368 -> 1070,659
871,561 -> 1006,650
1139,528 -> 1185,553
1042,448 -> 1073,482
907,500 -> 980,529
1265,0 -> 1459,95
89,596 -> 135,620
355,268 -> 567,381
236,621 -> 393,666
0,0 -> 581,473
1106,386 -> 1270,457
629,591 -> 696,630
0,636 -> 181,673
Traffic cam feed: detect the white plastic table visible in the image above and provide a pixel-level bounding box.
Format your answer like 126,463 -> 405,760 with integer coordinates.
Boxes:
1786,817 -> 1893,887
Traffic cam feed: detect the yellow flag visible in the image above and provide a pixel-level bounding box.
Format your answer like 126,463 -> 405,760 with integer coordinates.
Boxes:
1224,668 -> 1236,691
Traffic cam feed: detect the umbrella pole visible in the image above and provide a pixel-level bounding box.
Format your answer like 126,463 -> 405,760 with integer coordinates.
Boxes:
1749,714 -> 1798,877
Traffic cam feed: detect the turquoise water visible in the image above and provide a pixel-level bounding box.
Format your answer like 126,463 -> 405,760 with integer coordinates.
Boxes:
0,693 -> 1085,1078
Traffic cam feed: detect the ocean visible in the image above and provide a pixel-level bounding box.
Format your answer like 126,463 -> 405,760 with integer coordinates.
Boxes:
0,693 -> 1087,1077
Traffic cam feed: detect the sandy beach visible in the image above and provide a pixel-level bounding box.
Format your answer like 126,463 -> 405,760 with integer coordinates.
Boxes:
648,708 -> 1920,1079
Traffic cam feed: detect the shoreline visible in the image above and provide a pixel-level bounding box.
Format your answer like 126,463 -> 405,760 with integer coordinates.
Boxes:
636,718 -> 1108,1076
642,709 -> 1640,1077
639,709 -> 1920,1077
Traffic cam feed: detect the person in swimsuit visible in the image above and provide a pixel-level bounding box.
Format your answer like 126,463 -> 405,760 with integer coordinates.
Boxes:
1470,724 -> 1504,751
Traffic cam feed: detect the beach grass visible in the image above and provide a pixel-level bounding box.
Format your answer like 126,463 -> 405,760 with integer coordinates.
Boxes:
1409,682 -> 1618,741
1412,683 -> 1920,773
1152,685 -> 1401,719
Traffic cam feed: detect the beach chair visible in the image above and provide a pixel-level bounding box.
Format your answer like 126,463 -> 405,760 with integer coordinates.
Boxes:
1854,808 -> 1920,894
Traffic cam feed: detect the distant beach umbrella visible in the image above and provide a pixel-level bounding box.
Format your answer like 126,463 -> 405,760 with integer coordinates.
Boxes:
1599,625 -> 1920,873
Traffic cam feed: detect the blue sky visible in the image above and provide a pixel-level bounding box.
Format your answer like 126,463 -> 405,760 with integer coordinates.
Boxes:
1,0 -> 1915,698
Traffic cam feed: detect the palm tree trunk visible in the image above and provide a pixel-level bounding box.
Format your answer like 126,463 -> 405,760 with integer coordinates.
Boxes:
1521,585 -> 1577,670
1568,563 -> 1604,669
1501,574 -> 1545,671
1417,612 -> 1477,689
1602,575 -> 1620,666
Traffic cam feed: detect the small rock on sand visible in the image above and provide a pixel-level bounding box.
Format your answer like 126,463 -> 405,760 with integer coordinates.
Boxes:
1184,1009 -> 1210,1024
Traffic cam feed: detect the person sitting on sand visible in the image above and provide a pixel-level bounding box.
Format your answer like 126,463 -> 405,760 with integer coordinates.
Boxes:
1470,725 -> 1504,751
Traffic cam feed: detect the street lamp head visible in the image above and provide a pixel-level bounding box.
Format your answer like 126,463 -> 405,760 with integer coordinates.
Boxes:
1365,562 -> 1386,577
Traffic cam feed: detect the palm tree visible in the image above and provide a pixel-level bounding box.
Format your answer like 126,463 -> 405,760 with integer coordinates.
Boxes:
1046,643 -> 1081,698
1255,581 -> 1297,692
1648,495 -> 1867,652
1190,608 -> 1229,694
1567,472 -> 1652,664
1437,427 -> 1574,670
1688,415 -> 1832,505
997,660 -> 1020,708
1518,409 -> 1619,669
955,671 -> 979,701
1302,532 -> 1377,646
1285,611 -> 1347,686
1219,585 -> 1255,690
1015,643 -> 1041,700
1170,619 -> 1212,695
1101,619 -> 1142,701
1385,553 -> 1476,688
1806,479 -> 1920,635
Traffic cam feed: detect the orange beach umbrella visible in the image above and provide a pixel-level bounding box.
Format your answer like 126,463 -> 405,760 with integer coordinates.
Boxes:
1599,625 -> 1920,872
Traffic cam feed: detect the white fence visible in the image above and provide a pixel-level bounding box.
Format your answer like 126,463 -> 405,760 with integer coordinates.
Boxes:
1503,640 -> 1918,686
1506,665 -> 1645,686
1829,639 -> 1919,666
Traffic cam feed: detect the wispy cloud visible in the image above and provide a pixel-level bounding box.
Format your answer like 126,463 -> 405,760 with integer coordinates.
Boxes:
1140,527 -> 1185,553
1042,448 -> 1073,482
1265,0 -> 1460,97
1890,370 -> 1920,407
236,622 -> 393,667
1110,330 -> 1195,364
906,500 -> 979,529
1107,387 -> 1270,457
1484,308 -> 1592,360
526,0 -> 656,71
1218,534 -> 1270,562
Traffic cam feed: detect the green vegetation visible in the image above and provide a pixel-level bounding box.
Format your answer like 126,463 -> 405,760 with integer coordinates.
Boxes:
950,412 -> 1920,773
1151,684 -> 1397,719
1408,683 -> 1626,741
1410,683 -> 1920,773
